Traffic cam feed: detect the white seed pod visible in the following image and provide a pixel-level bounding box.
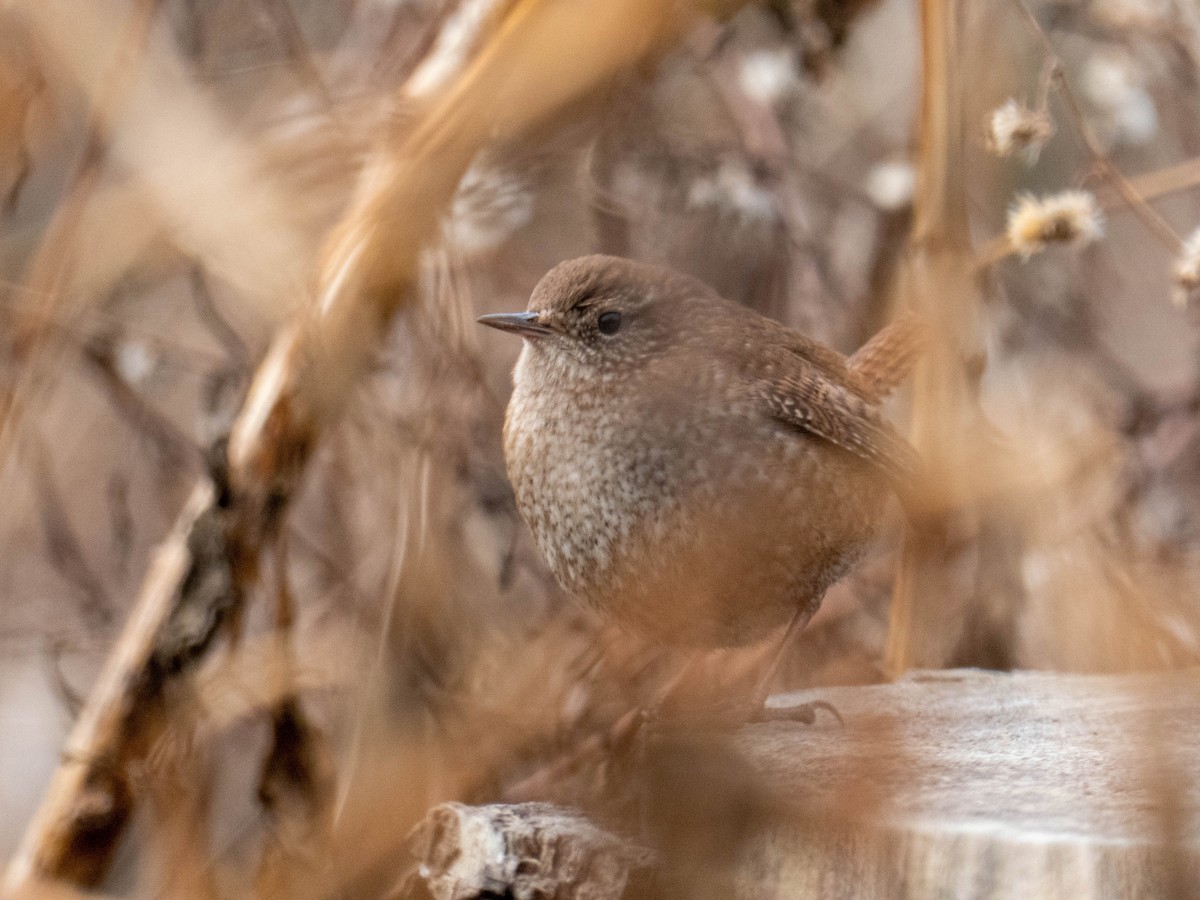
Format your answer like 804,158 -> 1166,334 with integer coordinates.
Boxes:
986,99 -> 1054,164
1006,190 -> 1103,258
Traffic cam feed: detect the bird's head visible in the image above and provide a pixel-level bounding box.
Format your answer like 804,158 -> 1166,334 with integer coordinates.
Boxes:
478,255 -> 712,377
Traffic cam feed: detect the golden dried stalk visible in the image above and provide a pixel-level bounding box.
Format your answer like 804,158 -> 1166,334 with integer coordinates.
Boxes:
885,0 -> 991,674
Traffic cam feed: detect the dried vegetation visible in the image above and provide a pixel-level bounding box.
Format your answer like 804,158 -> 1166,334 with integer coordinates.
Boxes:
1,0 -> 1200,896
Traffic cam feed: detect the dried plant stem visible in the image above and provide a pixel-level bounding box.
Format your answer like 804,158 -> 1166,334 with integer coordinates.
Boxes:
885,0 -> 988,675
137,696 -> 220,900
1126,156 -> 1200,205
4,0 -> 734,890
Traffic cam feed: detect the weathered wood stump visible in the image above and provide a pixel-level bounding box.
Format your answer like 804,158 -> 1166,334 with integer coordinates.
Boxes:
404,670 -> 1200,899
401,803 -> 654,899
738,668 -> 1200,898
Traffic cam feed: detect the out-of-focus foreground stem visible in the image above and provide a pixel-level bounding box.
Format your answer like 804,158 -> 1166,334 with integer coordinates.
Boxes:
885,0 -> 987,674
4,0 -> 733,890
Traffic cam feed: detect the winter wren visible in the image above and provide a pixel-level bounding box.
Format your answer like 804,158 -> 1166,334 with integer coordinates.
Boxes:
480,255 -> 921,647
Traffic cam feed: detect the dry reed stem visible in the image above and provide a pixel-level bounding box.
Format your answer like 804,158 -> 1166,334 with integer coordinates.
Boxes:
885,0 -> 985,674
251,538 -> 335,899
5,0 -> 736,890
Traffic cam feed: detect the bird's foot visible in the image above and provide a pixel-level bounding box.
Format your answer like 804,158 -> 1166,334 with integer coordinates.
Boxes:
648,695 -> 843,731
749,698 -> 844,726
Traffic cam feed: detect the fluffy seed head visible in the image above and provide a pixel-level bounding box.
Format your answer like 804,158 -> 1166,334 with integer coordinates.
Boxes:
1006,190 -> 1103,259
986,99 -> 1054,164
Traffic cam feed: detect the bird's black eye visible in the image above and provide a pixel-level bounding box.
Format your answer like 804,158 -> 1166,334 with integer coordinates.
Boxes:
597,310 -> 622,335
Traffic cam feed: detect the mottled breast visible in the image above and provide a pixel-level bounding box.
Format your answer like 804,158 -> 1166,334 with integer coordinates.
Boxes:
503,344 -> 685,600
503,343 -> 889,646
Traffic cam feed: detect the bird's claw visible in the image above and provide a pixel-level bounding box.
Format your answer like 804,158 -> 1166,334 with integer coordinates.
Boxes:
750,698 -> 844,726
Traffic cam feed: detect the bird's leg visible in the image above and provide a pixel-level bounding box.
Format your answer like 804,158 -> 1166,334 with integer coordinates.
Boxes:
745,604 -> 843,726
645,613 -> 842,729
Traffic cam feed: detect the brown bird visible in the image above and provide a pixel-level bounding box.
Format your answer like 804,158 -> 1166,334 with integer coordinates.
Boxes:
480,255 -> 921,649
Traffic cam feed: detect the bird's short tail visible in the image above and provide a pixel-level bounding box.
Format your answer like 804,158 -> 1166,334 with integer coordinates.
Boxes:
848,313 -> 929,403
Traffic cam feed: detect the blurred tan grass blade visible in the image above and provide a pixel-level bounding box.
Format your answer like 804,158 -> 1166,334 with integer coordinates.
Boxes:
885,0 -> 992,674
4,0 -> 736,891
11,0 -> 310,313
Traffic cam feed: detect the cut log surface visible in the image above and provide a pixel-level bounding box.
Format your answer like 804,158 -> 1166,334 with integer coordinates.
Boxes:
739,668 -> 1200,899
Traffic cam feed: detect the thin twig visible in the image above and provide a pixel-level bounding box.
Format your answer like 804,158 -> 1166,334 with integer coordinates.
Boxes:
1125,155 -> 1200,205
258,0 -> 337,113
30,442 -> 116,630
189,265 -> 249,366
82,337 -> 198,473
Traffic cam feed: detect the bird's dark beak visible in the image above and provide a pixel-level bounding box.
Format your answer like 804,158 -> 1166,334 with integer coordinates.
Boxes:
477,311 -> 552,338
